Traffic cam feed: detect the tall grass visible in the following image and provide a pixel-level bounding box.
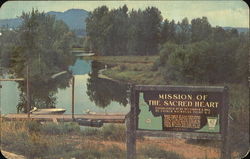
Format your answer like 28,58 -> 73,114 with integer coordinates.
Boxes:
139,145 -> 184,159
1,121 -> 128,159
81,124 -> 126,142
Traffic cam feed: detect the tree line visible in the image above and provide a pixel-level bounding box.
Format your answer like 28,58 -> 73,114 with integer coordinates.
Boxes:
85,5 -> 162,55
86,5 -> 248,83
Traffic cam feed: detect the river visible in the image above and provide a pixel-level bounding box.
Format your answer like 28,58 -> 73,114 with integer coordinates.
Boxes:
0,58 -> 130,114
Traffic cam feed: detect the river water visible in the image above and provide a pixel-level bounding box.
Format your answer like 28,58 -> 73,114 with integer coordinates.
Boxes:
0,58 -> 130,114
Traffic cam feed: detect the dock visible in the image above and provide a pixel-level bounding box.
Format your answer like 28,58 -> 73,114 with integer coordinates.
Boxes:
2,113 -> 126,123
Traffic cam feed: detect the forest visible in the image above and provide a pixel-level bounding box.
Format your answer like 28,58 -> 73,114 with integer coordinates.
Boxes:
85,5 -> 248,84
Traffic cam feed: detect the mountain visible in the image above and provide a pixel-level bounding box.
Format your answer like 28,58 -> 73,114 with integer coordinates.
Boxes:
223,27 -> 249,33
0,18 -> 22,28
47,9 -> 89,30
0,9 -> 89,31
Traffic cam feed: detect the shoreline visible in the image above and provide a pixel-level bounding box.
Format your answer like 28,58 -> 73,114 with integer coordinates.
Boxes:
84,55 -> 165,85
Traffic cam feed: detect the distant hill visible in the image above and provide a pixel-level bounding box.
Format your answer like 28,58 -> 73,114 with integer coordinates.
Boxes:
223,27 -> 249,33
0,18 -> 22,28
47,9 -> 89,30
0,9 -> 89,34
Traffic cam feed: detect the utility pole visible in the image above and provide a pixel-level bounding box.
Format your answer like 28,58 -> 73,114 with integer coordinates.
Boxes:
27,65 -> 30,118
72,76 -> 75,120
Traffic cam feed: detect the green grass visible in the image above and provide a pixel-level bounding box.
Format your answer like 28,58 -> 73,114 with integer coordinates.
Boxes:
83,55 -> 158,64
103,63 -> 165,85
81,124 -> 126,142
84,55 -> 166,85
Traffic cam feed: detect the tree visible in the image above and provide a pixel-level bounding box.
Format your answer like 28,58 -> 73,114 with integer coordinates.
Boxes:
235,38 -> 248,83
127,9 -> 144,55
176,18 -> 191,45
212,26 -> 227,42
8,9 -> 75,112
141,7 -> 163,55
104,5 -> 129,55
86,6 -> 162,56
191,17 -> 212,42
86,6 -> 109,55
161,19 -> 176,44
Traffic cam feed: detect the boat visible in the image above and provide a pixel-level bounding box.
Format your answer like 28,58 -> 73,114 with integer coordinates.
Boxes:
30,107 -> 66,115
75,118 -> 103,127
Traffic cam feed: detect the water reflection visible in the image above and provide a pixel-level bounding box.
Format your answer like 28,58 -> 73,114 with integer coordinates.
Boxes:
16,72 -> 72,113
86,61 -> 128,108
1,59 -> 129,114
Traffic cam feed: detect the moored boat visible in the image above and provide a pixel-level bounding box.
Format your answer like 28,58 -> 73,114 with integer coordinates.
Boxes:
30,107 -> 66,115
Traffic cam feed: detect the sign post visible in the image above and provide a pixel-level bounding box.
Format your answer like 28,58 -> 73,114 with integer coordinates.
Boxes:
126,85 -> 136,159
126,85 -> 230,159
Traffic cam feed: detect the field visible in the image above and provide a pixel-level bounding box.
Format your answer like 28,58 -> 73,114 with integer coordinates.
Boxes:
2,119 -> 240,159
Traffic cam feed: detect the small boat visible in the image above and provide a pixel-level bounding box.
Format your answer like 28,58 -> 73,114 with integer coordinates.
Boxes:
76,118 -> 103,127
30,107 -> 66,115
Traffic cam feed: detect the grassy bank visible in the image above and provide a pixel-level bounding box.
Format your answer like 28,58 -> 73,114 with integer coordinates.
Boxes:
1,120 -> 186,159
84,55 -> 158,65
84,55 -> 166,84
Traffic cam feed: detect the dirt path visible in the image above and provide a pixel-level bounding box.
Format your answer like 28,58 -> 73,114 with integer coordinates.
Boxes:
1,150 -> 26,159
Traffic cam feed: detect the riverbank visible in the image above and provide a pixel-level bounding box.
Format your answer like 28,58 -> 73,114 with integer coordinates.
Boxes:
84,55 -> 165,85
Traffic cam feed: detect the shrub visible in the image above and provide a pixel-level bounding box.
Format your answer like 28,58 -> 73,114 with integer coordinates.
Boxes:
40,122 -> 80,135
81,127 -> 101,137
63,122 -> 81,133
25,120 -> 42,132
151,58 -> 160,71
101,124 -> 126,142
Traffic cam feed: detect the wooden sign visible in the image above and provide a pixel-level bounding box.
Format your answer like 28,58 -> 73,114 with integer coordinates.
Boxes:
136,90 -> 223,133
126,85 -> 230,159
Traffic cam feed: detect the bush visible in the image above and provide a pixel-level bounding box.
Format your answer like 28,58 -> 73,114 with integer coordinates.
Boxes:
81,127 -> 101,137
101,124 -> 126,141
40,122 -> 80,135
63,122 -> 81,133
151,58 -> 160,71
159,39 -> 247,84
25,120 -> 42,132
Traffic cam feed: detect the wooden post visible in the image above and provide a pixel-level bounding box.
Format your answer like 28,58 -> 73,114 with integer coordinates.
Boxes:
71,76 -> 75,120
221,86 -> 230,159
26,65 -> 30,118
126,84 -> 136,159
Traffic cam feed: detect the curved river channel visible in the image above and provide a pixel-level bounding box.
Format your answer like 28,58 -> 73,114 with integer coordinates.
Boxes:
0,58 -> 130,115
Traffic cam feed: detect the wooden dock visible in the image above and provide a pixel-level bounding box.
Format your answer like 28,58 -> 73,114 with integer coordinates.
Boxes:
2,113 -> 126,123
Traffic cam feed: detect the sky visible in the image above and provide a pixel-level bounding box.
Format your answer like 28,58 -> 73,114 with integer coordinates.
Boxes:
0,0 -> 249,28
